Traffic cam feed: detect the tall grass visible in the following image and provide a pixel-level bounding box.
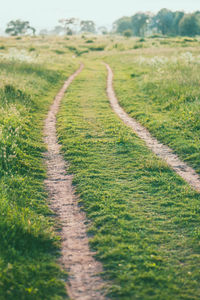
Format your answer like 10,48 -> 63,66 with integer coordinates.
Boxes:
0,42 -> 78,299
106,48 -> 200,174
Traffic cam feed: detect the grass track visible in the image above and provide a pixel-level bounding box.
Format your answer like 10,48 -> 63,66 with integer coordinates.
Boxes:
57,60 -> 200,299
105,51 -> 200,175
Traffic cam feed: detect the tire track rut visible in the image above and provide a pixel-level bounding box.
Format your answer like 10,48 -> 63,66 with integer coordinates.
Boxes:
105,63 -> 200,193
44,64 -> 106,300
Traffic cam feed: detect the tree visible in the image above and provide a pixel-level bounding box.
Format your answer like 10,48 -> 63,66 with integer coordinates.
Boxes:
172,11 -> 185,35
39,29 -> 49,36
179,13 -> 200,36
29,26 -> 36,36
153,9 -> 174,35
5,20 -> 36,36
131,12 -> 150,36
113,17 -> 132,34
98,26 -> 108,35
80,20 -> 96,33
59,18 -> 79,35
52,26 -> 66,35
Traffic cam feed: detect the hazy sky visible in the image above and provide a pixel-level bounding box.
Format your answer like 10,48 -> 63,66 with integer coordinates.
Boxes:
1,0 -> 200,31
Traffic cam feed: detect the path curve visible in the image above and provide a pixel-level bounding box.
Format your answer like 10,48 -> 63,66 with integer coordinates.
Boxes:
105,63 -> 200,193
44,64 -> 106,300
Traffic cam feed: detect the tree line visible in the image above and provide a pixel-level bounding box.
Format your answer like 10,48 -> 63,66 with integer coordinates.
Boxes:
4,18 -> 105,36
4,9 -> 200,37
114,9 -> 200,37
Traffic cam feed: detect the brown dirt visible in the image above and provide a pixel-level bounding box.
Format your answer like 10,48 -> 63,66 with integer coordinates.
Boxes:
44,64 -> 106,300
105,63 -> 200,193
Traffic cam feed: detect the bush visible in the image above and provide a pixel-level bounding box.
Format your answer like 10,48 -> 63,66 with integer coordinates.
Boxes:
133,44 -> 143,49
53,49 -> 65,55
123,29 -> 132,38
89,46 -> 105,51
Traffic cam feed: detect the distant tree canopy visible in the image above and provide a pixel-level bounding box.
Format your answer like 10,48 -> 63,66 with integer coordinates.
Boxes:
114,9 -> 200,37
49,18 -> 97,35
131,13 -> 150,36
80,20 -> 96,33
113,17 -> 132,34
58,18 -> 79,35
5,20 -> 36,36
179,13 -> 200,36
98,26 -> 108,35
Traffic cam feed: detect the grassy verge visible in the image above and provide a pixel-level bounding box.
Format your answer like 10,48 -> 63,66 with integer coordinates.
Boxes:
105,47 -> 200,174
57,61 -> 200,299
0,38 -> 78,299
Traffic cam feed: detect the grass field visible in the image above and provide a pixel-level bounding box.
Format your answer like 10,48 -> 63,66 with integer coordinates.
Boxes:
0,36 -> 79,299
57,59 -> 200,299
0,35 -> 200,299
104,39 -> 200,174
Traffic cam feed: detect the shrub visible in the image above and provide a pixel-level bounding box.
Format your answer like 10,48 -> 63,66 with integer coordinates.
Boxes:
89,46 -> 105,51
123,29 -> 132,38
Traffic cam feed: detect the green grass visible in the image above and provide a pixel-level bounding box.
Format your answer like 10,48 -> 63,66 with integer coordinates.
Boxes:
105,48 -> 200,174
1,35 -> 200,299
0,39 -> 79,299
57,60 -> 200,299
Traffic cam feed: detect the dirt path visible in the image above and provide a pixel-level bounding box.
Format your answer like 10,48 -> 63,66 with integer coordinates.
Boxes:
105,63 -> 200,193
44,64 -> 106,300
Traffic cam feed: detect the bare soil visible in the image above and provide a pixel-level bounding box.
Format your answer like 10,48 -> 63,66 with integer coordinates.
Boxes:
44,64 -> 106,300
105,63 -> 200,193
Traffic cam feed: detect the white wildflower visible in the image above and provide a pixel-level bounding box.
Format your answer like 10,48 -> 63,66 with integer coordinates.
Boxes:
180,52 -> 194,63
0,47 -> 36,62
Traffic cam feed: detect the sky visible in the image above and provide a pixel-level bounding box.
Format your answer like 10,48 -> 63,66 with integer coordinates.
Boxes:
0,0 -> 200,32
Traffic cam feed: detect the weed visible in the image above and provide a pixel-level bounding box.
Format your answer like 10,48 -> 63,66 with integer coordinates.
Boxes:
133,44 -> 143,49
53,49 -> 66,55
29,47 -> 36,51
89,45 -> 105,51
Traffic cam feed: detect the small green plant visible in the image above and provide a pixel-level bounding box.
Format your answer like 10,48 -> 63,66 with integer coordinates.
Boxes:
160,40 -> 170,44
123,29 -> 132,38
53,49 -> 65,55
65,45 -> 77,52
76,50 -> 89,56
184,38 -> 197,42
133,43 -> 143,49
29,47 -> 35,51
89,45 -> 105,51
130,73 -> 140,78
